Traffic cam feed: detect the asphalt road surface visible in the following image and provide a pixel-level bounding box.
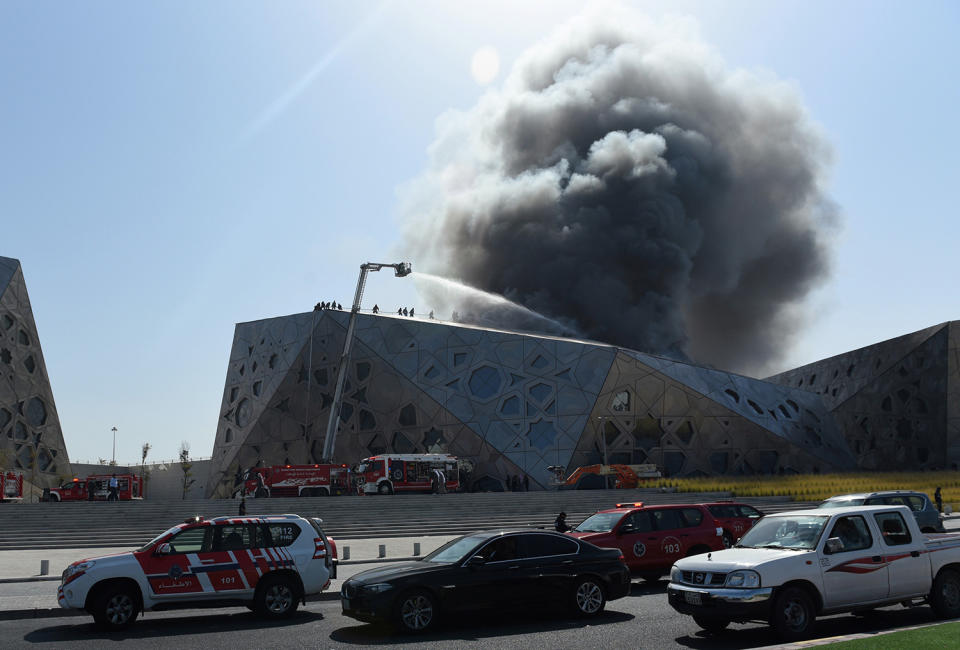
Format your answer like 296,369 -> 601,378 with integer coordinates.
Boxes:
3,582 -> 949,649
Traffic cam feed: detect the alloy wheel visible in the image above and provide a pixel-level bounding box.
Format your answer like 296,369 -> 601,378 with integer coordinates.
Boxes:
400,594 -> 434,630
105,593 -> 135,626
576,581 -> 603,614
265,583 -> 294,614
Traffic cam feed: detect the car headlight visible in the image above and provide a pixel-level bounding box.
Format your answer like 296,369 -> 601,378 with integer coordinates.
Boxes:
724,570 -> 760,588
670,565 -> 682,583
62,561 -> 95,584
363,583 -> 393,593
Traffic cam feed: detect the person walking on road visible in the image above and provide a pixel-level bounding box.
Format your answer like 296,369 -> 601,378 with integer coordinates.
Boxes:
555,511 -> 570,533
935,486 -> 943,513
108,474 -> 119,501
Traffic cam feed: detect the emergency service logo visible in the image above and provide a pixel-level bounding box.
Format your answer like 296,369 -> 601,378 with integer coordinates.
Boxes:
168,564 -> 184,578
632,542 -> 646,557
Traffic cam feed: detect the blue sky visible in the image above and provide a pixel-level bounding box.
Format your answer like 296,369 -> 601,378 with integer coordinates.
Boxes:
2,1 -> 958,464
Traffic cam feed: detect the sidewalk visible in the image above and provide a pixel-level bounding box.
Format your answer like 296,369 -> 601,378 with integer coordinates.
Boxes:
0,535 -> 457,620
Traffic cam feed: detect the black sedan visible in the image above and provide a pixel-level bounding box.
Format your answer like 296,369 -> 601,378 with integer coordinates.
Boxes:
340,529 -> 631,633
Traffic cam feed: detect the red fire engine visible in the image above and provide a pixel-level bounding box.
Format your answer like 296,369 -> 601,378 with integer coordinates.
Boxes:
1,470 -> 24,501
356,453 -> 459,495
47,473 -> 144,502
235,464 -> 352,498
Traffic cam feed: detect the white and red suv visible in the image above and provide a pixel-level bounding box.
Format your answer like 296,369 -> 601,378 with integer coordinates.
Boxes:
58,514 -> 337,628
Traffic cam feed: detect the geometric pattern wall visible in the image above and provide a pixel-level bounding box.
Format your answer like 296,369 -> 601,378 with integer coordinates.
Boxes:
766,321 -> 958,471
208,309 -> 918,495
0,256 -> 71,487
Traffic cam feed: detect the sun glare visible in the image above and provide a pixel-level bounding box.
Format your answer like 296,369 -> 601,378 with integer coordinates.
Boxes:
470,46 -> 500,85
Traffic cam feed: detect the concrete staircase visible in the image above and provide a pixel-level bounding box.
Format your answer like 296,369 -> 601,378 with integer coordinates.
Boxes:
0,490 -> 812,551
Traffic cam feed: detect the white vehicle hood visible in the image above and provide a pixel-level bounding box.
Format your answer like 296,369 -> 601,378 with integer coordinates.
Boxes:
68,550 -> 136,570
675,547 -> 812,573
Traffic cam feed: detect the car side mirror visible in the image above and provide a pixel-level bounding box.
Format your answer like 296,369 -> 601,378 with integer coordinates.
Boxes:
824,537 -> 844,555
617,525 -> 636,536
155,543 -> 172,556
465,556 -> 486,569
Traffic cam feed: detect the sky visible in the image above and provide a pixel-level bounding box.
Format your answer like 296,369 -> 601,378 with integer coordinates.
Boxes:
2,0 -> 958,465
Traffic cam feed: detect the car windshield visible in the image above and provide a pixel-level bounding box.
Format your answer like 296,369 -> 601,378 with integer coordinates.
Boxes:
422,534 -> 489,563
137,525 -> 181,552
817,498 -> 865,509
574,512 -> 623,533
737,515 -> 828,550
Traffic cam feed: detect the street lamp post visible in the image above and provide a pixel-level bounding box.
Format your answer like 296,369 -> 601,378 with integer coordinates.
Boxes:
597,416 -> 608,490
321,262 -> 412,461
111,426 -> 118,465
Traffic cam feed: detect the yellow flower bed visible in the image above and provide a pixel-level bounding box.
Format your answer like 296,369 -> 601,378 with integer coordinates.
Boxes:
651,471 -> 960,508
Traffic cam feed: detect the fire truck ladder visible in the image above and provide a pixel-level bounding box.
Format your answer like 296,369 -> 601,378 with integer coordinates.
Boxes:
321,261 -> 412,461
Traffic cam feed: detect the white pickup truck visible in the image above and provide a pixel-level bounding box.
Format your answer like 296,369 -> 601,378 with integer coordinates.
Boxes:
667,505 -> 960,640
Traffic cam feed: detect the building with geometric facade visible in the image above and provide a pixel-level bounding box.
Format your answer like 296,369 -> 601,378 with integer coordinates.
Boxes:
0,256 -> 71,487
766,321 -> 959,472
208,309 -> 957,496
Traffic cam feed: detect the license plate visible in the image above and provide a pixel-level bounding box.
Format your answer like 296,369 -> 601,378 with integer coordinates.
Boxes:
684,591 -> 703,605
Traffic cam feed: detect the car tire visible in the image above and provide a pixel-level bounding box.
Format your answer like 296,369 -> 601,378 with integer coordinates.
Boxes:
572,577 -> 606,617
378,482 -> 393,495
693,615 -> 730,633
254,487 -> 269,498
254,575 -> 299,619
722,531 -> 734,548
930,568 -> 960,619
770,586 -> 815,641
92,584 -> 139,630
394,589 -> 438,633
49,494 -> 60,502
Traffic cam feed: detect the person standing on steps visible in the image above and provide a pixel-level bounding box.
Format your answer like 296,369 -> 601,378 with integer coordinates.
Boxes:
935,486 -> 943,513
108,474 -> 119,501
239,497 -> 247,516
554,511 -> 570,533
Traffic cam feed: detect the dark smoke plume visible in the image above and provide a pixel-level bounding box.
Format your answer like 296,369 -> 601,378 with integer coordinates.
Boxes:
402,8 -> 836,375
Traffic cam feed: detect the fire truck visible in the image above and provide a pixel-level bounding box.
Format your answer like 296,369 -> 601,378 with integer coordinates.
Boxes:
356,453 -> 459,495
47,473 -> 143,502
1,470 -> 24,501
234,464 -> 352,498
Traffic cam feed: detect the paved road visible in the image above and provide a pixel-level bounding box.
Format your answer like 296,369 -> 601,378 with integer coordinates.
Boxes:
3,581 -> 951,649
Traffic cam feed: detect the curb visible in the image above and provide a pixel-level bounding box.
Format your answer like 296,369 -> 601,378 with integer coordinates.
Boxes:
0,591 -> 343,622
0,575 -> 60,584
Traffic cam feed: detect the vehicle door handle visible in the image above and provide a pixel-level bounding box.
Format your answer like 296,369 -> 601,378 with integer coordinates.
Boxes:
647,537 -> 657,541
562,560 -> 574,565
911,551 -> 920,558
508,565 -> 520,570
871,556 -> 883,563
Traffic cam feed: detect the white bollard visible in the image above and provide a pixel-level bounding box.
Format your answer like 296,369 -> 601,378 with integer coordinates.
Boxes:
413,542 -> 421,556
378,544 -> 386,558
40,560 -> 49,576
342,546 -> 350,560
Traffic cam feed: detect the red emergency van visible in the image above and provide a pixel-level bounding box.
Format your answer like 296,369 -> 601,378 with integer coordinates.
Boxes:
48,474 -> 143,502
568,502 -> 725,581
235,464 -> 351,498
701,501 -> 765,547
356,453 -> 459,495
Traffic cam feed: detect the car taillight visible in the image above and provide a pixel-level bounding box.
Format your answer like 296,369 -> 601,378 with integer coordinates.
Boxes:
618,552 -> 625,563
